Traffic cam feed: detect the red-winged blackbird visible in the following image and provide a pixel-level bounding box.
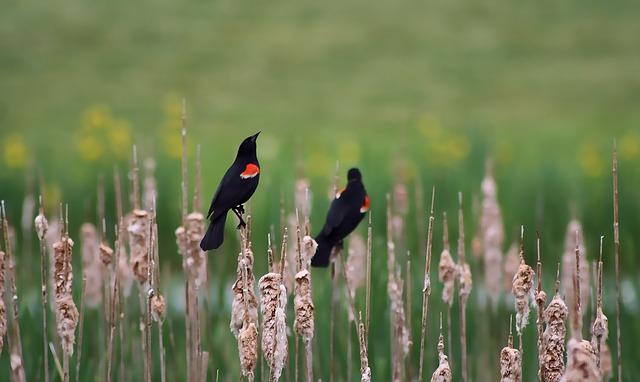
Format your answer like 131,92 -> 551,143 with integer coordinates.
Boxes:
311,168 -> 369,267
200,132 -> 261,251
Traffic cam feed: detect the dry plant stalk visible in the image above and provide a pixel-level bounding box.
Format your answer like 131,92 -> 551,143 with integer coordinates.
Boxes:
479,162 -> 504,305
430,314 -> 452,382
128,209 -> 150,284
560,232 -> 601,382
591,236 -> 611,380
357,312 -> 372,382
418,187 -> 436,382
500,317 -> 522,382
53,218 -> 79,382
503,242 -> 520,293
0,250 -> 6,354
259,267 -> 288,381
438,212 -> 456,360
512,227 -> 534,338
80,223 -> 103,308
386,195 -> 410,382
541,267 -> 568,382
35,198 -> 50,382
535,233 -> 547,382
611,141 -> 622,382
232,229 -> 259,381
2,201 -> 26,382
143,158 -> 157,211
561,219 -> 589,331
294,232 -> 315,382
457,193 -> 471,382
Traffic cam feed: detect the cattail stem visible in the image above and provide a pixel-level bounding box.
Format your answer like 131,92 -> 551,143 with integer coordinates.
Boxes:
418,187 -> 435,382
36,196 -> 50,382
457,193 -> 470,382
2,201 -> 27,382
365,213 -> 372,340
535,232 -> 546,382
611,140 -> 622,382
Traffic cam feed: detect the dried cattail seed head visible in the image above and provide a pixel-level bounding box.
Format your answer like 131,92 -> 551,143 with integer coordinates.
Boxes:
128,209 -> 150,284
512,260 -> 535,334
35,213 -> 48,241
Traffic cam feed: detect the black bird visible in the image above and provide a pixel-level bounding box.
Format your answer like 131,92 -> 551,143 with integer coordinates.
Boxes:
311,168 -> 369,267
200,132 -> 261,251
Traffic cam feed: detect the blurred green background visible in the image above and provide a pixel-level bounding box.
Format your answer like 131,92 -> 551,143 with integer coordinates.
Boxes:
1,0 -> 639,380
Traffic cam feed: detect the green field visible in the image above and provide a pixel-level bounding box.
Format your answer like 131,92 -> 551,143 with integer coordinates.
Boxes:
1,0 -> 639,380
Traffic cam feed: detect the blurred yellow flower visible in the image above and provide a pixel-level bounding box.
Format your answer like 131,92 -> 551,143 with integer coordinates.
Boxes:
3,133 -> 28,169
619,131 -> 640,160
417,113 -> 470,168
160,95 -> 185,158
578,140 -> 604,178
76,104 -> 132,162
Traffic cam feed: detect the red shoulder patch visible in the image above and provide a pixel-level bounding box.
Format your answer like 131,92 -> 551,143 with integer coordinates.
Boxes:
360,195 -> 370,213
336,187 -> 346,199
240,163 -> 260,179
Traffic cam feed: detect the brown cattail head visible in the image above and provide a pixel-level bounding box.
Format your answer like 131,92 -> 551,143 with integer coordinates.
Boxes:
358,312 -> 371,382
500,343 -> 522,382
259,272 -> 288,380
430,323 -> 452,382
99,243 -> 114,266
53,235 -> 79,356
480,164 -> 505,304
80,223 -> 103,308
128,209 -> 150,284
541,293 -> 568,382
238,321 -> 258,382
230,244 -> 258,337
439,214 -> 458,306
561,339 -> 601,382
183,212 -> 208,288
0,251 -> 6,353
35,212 -> 48,241
150,292 -> 166,322
512,239 -> 535,335
294,269 -> 314,341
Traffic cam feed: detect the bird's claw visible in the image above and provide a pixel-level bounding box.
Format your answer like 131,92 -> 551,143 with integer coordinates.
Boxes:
236,205 -> 245,214
237,221 -> 247,230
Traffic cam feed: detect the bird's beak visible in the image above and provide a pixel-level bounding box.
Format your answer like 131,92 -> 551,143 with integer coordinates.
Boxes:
250,131 -> 261,143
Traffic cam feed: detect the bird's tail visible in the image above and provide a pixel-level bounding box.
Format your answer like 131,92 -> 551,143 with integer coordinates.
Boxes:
311,233 -> 333,268
200,213 -> 227,251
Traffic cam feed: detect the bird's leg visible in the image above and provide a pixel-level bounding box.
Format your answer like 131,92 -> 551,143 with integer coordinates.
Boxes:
236,204 -> 245,214
232,207 -> 247,229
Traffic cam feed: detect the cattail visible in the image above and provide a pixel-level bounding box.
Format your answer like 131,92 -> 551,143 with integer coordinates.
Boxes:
479,162 -> 504,304
430,315 -> 452,382
294,270 -> 314,350
150,293 -> 166,323
345,233 -> 366,305
184,212 -> 208,288
231,230 -> 259,381
53,235 -> 79,356
500,318 -> 522,382
35,201 -> 50,382
541,267 -> 568,382
561,339 -> 600,382
358,316 -> 372,382
35,212 -> 49,241
0,250 -> 6,353
438,213 -> 457,306
117,238 -> 134,297
561,219 -> 589,325
512,228 -> 534,336
591,236 -> 611,380
128,209 -> 150,284
386,196 -> 409,381
503,242 -> 519,293
100,243 -> 114,266
80,223 -> 103,308
259,271 -> 288,381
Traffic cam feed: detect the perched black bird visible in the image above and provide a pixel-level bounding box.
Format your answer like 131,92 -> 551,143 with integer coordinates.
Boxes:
311,168 -> 369,267
200,132 -> 261,251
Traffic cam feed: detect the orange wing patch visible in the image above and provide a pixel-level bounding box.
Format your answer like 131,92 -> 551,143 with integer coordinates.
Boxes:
240,163 -> 260,179
360,195 -> 370,213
